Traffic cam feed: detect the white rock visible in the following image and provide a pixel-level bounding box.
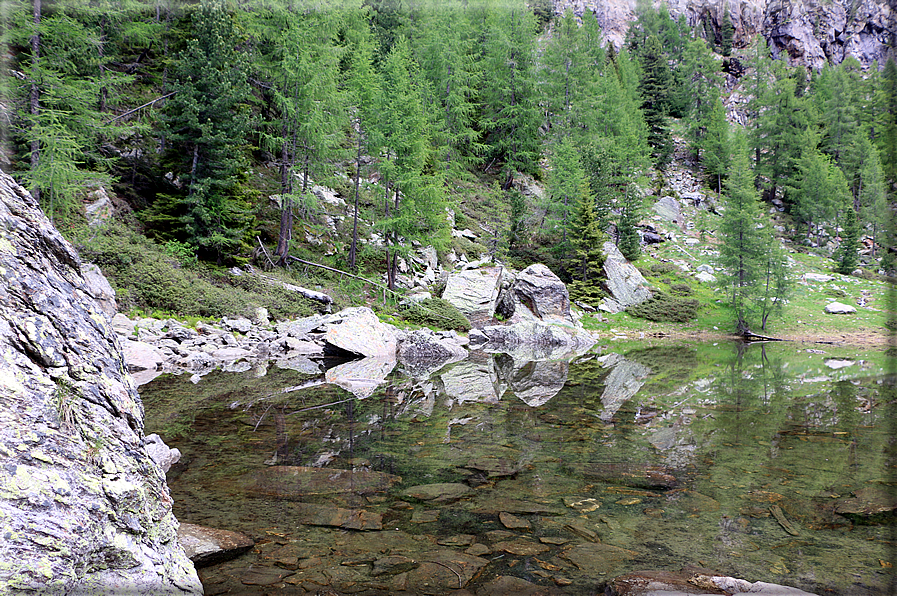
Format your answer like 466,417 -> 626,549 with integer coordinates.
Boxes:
824,302 -> 856,314
695,271 -> 717,283
805,273 -> 835,282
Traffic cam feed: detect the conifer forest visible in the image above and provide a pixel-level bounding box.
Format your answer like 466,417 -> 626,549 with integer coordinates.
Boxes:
3,0 -> 896,332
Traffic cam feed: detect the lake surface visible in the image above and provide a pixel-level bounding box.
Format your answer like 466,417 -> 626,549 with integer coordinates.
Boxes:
141,340 -> 896,595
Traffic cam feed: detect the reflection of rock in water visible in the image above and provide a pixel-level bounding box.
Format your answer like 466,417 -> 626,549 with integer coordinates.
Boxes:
324,356 -> 395,399
440,352 -> 503,405
597,354 -> 651,422
494,353 -> 568,407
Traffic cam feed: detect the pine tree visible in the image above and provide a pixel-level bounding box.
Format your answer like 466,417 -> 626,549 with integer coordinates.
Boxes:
716,134 -> 789,333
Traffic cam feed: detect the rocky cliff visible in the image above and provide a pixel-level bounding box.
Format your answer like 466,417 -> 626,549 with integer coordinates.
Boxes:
0,172 -> 201,595
553,0 -> 895,69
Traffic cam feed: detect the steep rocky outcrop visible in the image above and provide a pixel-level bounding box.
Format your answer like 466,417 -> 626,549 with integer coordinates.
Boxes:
0,172 -> 201,595
553,0 -> 894,69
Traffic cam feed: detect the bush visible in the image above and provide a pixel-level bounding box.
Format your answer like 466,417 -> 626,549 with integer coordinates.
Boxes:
626,291 -> 699,323
669,282 -> 693,297
397,298 -> 471,331
76,223 -> 319,320
568,280 -> 606,305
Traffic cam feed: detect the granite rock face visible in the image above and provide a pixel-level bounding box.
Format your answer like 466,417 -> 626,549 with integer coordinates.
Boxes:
0,172 -> 202,595
552,0 -> 894,69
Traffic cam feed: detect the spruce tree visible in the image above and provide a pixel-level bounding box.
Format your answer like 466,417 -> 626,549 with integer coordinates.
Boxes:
833,206 -> 860,275
637,35 -> 674,167
159,0 -> 253,261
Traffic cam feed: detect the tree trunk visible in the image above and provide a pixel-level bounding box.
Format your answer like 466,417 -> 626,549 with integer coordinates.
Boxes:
348,130 -> 362,270
275,130 -> 293,265
29,0 -> 41,203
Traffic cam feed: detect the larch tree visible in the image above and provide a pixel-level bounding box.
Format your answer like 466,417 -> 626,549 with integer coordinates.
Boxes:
701,92 -> 730,193
266,8 -> 345,265
376,36 -> 447,290
479,2 -> 541,188
716,134 -> 789,334
344,16 -> 382,271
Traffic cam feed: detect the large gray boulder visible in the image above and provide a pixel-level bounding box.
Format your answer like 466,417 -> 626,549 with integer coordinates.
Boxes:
325,307 -> 397,358
442,266 -> 504,328
511,263 -> 572,322
601,241 -> 652,311
0,172 -> 202,595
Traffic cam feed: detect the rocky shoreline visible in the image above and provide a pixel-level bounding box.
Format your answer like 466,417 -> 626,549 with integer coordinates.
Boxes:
116,262 -> 602,392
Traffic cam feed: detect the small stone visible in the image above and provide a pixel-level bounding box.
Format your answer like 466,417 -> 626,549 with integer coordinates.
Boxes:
465,543 -> 491,557
411,509 -> 440,523
499,511 -> 531,530
492,539 -> 550,556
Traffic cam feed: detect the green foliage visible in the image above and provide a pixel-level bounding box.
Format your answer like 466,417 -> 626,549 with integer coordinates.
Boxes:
716,134 -> 790,332
626,291 -> 699,322
719,10 -> 734,56
77,223 -> 318,320
567,280 -> 606,305
637,35 -> 674,166
397,298 -> 471,331
159,0 -> 253,261
479,3 -> 541,182
833,206 -> 860,274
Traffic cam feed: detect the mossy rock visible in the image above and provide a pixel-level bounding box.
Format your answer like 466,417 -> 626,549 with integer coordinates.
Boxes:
397,298 -> 471,331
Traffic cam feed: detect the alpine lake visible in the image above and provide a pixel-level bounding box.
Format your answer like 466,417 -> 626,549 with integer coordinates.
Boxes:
141,339 -> 897,596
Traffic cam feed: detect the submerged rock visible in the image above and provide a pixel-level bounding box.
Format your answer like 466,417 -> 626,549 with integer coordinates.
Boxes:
0,171 -> 202,594
178,523 -> 254,567
246,466 -> 402,497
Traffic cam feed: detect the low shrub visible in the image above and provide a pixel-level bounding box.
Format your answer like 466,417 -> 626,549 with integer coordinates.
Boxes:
626,291 -> 699,323
397,298 -> 471,331
568,280 -> 607,306
76,223 -> 319,320
669,282 -> 693,297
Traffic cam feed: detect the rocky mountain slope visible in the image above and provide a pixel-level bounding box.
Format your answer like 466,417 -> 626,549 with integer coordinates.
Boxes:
553,0 -> 895,68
